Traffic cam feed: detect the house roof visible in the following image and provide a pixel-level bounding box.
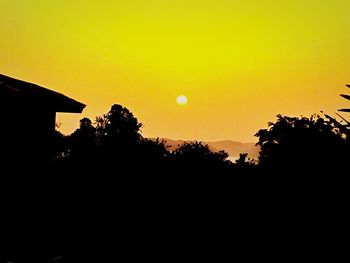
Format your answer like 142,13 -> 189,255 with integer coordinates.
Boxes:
0,74 -> 85,113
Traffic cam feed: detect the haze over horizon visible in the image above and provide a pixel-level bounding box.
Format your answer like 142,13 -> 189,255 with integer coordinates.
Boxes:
1,0 -> 350,142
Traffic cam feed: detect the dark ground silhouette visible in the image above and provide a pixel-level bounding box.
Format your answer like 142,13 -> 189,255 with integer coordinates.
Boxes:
2,101 -> 350,260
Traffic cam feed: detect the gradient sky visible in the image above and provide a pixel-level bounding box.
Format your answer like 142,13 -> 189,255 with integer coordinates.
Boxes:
1,0 -> 350,142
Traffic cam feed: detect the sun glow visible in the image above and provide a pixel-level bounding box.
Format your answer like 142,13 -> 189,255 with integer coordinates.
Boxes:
177,95 -> 188,106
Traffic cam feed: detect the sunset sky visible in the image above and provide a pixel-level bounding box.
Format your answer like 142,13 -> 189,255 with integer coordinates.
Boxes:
1,0 -> 350,142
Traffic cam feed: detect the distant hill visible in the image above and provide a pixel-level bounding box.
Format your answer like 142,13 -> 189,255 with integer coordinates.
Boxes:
150,138 -> 260,161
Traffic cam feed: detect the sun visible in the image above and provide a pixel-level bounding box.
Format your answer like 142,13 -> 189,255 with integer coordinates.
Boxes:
176,95 -> 188,105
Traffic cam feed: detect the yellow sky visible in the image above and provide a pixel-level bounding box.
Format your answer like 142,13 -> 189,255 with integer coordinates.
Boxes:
1,0 -> 350,142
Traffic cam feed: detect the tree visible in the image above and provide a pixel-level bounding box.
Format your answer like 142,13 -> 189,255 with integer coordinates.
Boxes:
170,141 -> 230,176
137,138 -> 169,161
69,118 -> 97,161
132,138 -> 170,175
96,104 -> 143,160
255,114 -> 350,177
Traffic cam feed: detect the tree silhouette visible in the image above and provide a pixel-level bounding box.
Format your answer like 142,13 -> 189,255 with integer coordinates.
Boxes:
170,141 -> 230,176
69,118 -> 96,161
96,104 -> 143,161
137,138 -> 169,161
255,114 -> 350,177
133,138 -> 170,174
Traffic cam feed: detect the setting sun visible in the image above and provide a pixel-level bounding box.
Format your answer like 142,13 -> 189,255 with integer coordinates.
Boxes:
177,95 -> 188,106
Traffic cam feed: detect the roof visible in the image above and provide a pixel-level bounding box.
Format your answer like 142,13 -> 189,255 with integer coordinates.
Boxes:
0,74 -> 85,113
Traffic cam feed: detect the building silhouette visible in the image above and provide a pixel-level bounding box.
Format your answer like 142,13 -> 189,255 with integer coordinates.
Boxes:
0,74 -> 85,165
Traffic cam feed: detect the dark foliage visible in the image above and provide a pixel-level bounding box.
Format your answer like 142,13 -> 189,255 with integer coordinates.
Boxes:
52,105 -> 350,180
3,104 -> 350,261
69,118 -> 97,161
96,104 -> 143,158
255,114 -> 350,177
55,104 -> 233,176
169,141 -> 231,176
